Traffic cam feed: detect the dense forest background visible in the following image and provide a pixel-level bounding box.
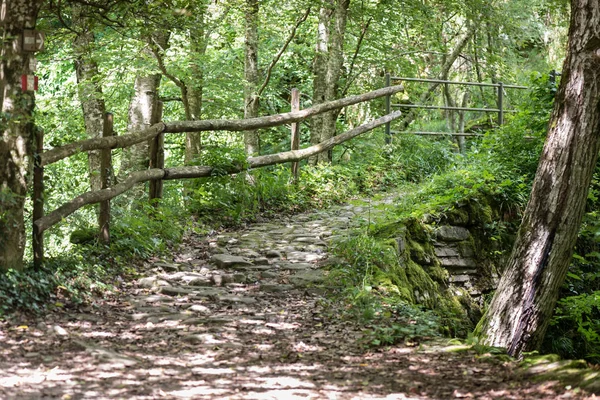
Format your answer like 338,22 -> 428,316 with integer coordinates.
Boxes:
4,0 -> 600,369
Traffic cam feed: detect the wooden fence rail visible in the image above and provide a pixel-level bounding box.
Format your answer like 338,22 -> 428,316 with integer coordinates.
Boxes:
32,85 -> 404,267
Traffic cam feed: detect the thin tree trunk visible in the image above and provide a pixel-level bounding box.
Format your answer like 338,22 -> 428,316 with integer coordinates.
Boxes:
477,0 -> 600,357
244,0 -> 260,155
309,4 -> 332,165
0,0 -> 43,270
319,0 -> 349,163
185,6 -> 209,164
73,6 -> 105,192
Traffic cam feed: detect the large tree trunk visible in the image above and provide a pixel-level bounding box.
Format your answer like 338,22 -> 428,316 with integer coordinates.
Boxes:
73,6 -> 105,192
243,0 -> 260,155
477,0 -> 600,357
0,0 -> 43,270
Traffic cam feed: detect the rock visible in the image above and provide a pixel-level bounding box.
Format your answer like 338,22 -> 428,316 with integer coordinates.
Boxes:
217,295 -> 257,304
261,271 -> 278,279
286,251 -> 321,262
187,277 -> 212,287
188,304 -> 211,315
266,250 -> 283,258
438,257 -> 477,268
155,262 -> 181,272
449,274 -> 471,283
239,249 -> 261,258
210,254 -> 253,268
260,283 -> 294,293
191,287 -> 227,298
159,286 -> 193,296
211,274 -> 223,286
138,276 -> 159,288
280,262 -> 313,271
434,246 -> 460,257
289,270 -> 324,287
253,257 -> 270,265
435,226 -> 471,242
53,325 -> 68,336
182,333 -> 222,344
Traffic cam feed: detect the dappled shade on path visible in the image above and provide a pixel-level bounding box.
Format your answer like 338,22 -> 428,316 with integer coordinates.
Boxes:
0,200 -> 594,399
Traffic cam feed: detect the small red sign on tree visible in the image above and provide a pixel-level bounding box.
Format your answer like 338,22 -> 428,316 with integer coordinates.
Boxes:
21,74 -> 38,91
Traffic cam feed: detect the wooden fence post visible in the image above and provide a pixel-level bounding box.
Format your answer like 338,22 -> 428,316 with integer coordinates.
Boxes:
149,101 -> 164,204
385,73 -> 391,144
290,89 -> 300,182
99,113 -> 113,245
33,128 -> 44,269
497,81 -> 504,126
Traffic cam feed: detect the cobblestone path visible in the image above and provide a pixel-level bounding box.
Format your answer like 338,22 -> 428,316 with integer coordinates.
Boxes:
0,198 -> 594,399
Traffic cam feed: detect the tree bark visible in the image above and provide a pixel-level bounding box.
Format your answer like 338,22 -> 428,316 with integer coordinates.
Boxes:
73,5 -> 106,192
310,0 -> 349,164
243,0 -> 260,155
319,0 -> 349,163
0,0 -> 43,270
309,4 -> 332,165
120,32 -> 169,181
477,0 -> 600,357
120,74 -> 162,176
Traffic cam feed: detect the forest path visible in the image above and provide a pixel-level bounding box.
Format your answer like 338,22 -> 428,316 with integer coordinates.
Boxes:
0,196 -> 594,399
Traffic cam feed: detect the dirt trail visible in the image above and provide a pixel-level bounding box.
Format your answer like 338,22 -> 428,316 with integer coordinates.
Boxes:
0,200 -> 595,399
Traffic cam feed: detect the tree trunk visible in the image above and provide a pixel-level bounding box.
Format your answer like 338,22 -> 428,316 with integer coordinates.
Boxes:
477,0 -> 600,357
120,32 -> 168,181
185,42 -> 205,164
243,0 -> 260,155
120,74 -> 162,176
73,6 -> 106,192
310,0 -> 349,164
319,0 -> 349,163
185,7 -> 208,165
0,0 -> 43,270
309,4 -> 331,165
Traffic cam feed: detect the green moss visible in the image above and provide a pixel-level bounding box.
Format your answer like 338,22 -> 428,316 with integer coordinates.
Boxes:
70,228 -> 96,245
445,207 -> 470,225
427,265 -> 450,283
373,269 -> 413,302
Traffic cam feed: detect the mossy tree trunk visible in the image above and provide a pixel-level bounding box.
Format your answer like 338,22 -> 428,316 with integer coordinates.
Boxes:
477,0 -> 600,357
0,0 -> 43,270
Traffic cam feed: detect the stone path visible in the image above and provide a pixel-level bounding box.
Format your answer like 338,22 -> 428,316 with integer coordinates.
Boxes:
0,198 -> 595,399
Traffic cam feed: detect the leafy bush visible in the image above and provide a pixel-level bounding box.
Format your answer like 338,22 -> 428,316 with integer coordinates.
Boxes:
544,292 -> 600,364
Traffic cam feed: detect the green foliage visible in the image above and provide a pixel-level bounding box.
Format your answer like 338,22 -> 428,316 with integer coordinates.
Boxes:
108,202 -> 187,258
363,302 -> 440,346
0,258 -> 121,317
545,292 -> 600,364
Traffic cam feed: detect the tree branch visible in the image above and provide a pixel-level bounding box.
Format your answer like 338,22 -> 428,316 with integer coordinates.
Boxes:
257,7 -> 311,96
341,17 -> 372,97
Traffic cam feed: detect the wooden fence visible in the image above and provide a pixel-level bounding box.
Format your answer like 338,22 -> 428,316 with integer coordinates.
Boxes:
383,74 -> 528,142
32,84 -> 405,268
